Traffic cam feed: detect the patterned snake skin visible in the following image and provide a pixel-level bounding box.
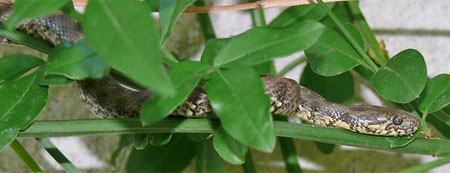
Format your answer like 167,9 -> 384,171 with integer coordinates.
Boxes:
0,5 -> 420,136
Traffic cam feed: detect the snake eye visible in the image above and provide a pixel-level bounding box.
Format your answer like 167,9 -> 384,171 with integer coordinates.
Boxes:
393,117 -> 402,125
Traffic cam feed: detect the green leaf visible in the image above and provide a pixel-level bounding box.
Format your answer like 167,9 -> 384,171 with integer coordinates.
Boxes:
0,54 -> 44,85
204,68 -> 275,152
83,0 -> 174,96
201,39 -> 229,66
36,65 -> 73,86
126,134 -> 198,172
213,127 -> 248,164
46,39 -> 110,80
196,139 -> 225,172
305,24 -> 365,76
149,133 -> 173,146
390,130 -> 420,148
47,43 -> 73,62
269,3 -> 334,28
140,61 -> 211,126
251,61 -> 276,75
300,64 -> 354,105
0,128 -> 19,151
0,73 -> 48,151
5,0 -> 71,30
418,74 -> 450,113
0,73 -> 48,125
213,20 -> 325,67
134,134 -> 149,150
159,0 -> 196,44
371,49 -> 427,103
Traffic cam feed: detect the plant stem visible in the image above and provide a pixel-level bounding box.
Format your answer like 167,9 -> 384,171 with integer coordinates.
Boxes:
249,0 -> 277,75
17,118 -> 450,156
36,138 -> 77,173
399,155 -> 450,173
242,150 -> 256,172
316,0 -> 378,73
347,1 -> 387,66
194,0 -> 216,41
10,139 -> 43,173
277,56 -> 307,77
249,0 -> 266,27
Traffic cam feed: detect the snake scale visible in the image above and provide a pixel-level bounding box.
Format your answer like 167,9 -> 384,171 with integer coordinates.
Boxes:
0,4 -> 420,136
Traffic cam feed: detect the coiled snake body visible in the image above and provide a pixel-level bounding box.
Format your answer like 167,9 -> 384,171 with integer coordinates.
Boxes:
0,5 -> 420,136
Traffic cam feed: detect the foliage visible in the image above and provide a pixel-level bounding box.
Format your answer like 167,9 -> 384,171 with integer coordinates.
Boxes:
0,0 -> 449,172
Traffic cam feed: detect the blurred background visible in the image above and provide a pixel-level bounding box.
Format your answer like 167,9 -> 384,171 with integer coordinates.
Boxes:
0,0 -> 449,172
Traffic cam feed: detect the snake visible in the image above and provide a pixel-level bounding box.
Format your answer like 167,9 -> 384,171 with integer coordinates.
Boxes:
0,4 -> 420,136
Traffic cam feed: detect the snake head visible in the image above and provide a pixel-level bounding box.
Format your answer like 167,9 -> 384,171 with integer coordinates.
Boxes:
384,109 -> 421,136
348,105 -> 420,136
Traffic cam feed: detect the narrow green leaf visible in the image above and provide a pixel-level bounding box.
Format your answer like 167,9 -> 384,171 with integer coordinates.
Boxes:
5,0 -> 71,30
371,49 -> 427,103
16,118 -> 450,156
213,20 -> 325,67
61,1 -> 83,22
110,134 -> 133,167
37,138 -> 78,173
418,74 -> 450,113
204,68 -> 276,152
134,133 -> 149,150
84,0 -> 174,96
305,24 -> 365,76
399,155 -> 450,173
278,136 -> 302,172
46,39 -> 110,80
149,133 -> 173,146
300,63 -> 354,105
159,0 -> 196,44
126,134 -> 198,172
10,139 -> 43,172
196,139 -> 225,172
140,61 -> 211,126
213,127 -> 248,164
0,54 -> 44,85
320,2 -> 352,27
242,150 -> 256,172
269,3 -> 334,28
0,24 -> 53,54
